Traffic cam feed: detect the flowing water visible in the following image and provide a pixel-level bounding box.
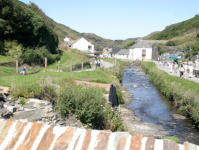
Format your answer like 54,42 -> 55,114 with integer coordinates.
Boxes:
122,65 -> 199,144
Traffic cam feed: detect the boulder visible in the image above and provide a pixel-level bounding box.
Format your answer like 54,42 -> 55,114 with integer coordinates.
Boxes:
109,84 -> 119,107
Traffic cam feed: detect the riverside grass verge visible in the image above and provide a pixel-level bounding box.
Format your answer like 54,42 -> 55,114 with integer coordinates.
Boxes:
140,61 -> 199,128
0,54 -> 126,131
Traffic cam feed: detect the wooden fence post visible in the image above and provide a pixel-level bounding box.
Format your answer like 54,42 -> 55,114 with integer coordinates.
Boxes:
44,57 -> 47,72
81,62 -> 84,71
58,61 -> 60,72
70,65 -> 72,72
16,60 -> 18,74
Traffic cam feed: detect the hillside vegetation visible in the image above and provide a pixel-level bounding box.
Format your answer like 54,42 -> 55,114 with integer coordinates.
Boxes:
146,15 -> 199,40
145,15 -> 199,58
0,0 -> 60,65
29,3 -> 136,51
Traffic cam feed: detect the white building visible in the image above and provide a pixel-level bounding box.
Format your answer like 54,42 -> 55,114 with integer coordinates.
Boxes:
64,37 -> 71,42
129,40 -> 167,61
72,37 -> 94,54
114,49 -> 129,60
101,48 -> 113,58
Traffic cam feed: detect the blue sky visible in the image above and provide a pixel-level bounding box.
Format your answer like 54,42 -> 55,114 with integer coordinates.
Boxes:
19,0 -> 199,40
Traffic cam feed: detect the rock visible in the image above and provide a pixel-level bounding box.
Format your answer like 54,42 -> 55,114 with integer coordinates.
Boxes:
0,92 -> 7,102
3,105 -> 17,113
23,105 -> 37,111
58,120 -> 66,125
109,84 -> 119,107
28,98 -> 50,105
2,87 -> 10,94
172,114 -> 186,120
14,109 -> 44,122
0,109 -> 13,119
133,84 -> 137,88
0,101 -> 3,108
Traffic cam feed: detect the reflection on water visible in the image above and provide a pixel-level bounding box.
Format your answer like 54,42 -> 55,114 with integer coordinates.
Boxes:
122,65 -> 199,144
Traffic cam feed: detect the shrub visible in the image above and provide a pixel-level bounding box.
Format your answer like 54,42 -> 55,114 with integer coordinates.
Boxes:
56,85 -> 105,129
166,41 -> 176,46
56,84 -> 124,130
103,105 -> 124,131
22,46 -> 60,65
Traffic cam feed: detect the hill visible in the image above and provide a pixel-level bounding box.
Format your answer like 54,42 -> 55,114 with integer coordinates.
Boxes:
29,3 -> 136,52
146,15 -> 199,40
145,15 -> 199,58
0,0 -> 60,65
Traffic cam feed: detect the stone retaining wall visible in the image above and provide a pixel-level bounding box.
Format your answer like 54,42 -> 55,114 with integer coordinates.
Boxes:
0,119 -> 198,150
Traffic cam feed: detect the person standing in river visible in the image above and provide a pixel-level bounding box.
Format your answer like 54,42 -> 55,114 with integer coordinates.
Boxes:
179,64 -> 185,78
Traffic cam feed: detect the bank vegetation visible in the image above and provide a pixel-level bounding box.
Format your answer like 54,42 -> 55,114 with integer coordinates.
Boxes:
141,61 -> 199,128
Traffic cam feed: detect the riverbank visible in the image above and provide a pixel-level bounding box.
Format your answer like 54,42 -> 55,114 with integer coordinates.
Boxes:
140,61 -> 199,128
120,90 -> 170,138
120,64 -> 199,144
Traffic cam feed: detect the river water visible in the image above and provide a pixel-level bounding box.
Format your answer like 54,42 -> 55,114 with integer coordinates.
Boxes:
122,65 -> 199,144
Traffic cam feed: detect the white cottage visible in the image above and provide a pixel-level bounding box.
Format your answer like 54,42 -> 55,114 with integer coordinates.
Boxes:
114,49 -> 129,60
72,37 -> 94,54
129,40 -> 153,60
129,40 -> 167,61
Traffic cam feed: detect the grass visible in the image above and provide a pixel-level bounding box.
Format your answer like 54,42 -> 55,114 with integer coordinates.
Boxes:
162,136 -> 180,143
141,61 -> 199,128
0,55 -> 15,63
48,48 -> 91,71
0,50 -> 126,131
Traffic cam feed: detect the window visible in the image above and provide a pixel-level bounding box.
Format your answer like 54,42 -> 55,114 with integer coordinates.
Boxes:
142,49 -> 146,56
88,45 -> 92,50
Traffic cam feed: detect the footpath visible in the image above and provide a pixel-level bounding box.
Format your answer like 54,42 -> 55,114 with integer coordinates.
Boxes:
74,60 -> 114,72
154,61 -> 199,83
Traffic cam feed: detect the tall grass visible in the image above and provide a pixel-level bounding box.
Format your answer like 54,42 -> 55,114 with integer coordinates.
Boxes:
56,84 -> 124,131
141,62 -> 199,128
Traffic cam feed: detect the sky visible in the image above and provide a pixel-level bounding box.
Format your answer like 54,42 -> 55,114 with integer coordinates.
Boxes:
19,0 -> 199,40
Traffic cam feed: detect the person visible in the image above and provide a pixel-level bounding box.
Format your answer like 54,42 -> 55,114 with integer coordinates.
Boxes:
19,66 -> 26,75
179,64 -> 185,78
174,63 -> 178,74
95,58 -> 98,69
188,65 -> 194,78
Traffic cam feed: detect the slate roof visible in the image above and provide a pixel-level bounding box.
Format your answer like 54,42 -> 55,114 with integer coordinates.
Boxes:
116,49 -> 129,55
0,119 -> 198,150
130,40 -> 167,49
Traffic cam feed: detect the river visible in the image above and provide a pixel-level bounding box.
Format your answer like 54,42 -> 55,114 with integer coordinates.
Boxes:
122,65 -> 199,144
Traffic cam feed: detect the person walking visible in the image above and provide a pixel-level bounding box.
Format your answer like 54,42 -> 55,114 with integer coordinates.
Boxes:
179,64 -> 185,78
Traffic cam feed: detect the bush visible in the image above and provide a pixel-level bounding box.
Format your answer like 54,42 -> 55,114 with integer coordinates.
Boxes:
56,84 -> 124,131
56,85 -> 105,129
103,105 -> 124,131
166,41 -> 176,46
22,46 -> 60,65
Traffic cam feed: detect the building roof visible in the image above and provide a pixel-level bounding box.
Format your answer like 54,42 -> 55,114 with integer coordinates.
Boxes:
130,40 -> 167,49
0,119 -> 197,150
116,49 -> 129,55
73,37 -> 94,46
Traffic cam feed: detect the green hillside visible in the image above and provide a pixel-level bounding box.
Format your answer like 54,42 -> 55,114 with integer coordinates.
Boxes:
147,15 -> 199,40
29,3 -> 136,51
0,0 -> 60,65
146,15 -> 199,58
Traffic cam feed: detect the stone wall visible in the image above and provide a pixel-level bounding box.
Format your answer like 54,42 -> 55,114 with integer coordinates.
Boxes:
0,119 -> 198,150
